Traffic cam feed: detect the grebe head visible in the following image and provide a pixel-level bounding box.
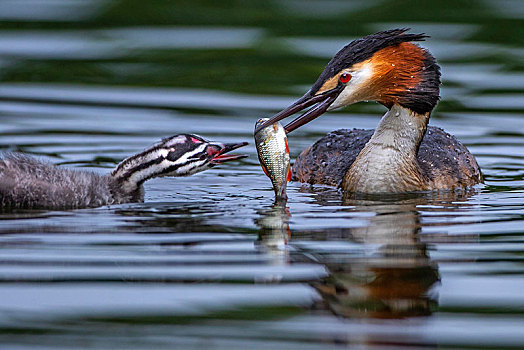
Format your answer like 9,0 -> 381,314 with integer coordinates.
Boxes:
255,28 -> 441,134
148,134 -> 248,177
111,134 -> 247,189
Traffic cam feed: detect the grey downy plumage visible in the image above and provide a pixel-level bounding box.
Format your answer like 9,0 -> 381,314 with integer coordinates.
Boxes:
0,134 -> 246,210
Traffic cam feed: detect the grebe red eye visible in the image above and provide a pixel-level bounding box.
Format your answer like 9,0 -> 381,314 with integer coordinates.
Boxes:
339,72 -> 352,83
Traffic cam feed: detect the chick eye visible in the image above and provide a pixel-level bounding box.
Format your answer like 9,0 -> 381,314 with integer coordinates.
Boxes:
339,72 -> 352,83
187,153 -> 207,161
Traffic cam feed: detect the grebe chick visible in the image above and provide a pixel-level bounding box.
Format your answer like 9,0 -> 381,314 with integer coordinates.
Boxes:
256,29 -> 482,193
0,134 -> 247,209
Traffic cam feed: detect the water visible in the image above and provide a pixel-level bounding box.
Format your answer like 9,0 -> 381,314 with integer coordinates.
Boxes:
0,0 -> 524,348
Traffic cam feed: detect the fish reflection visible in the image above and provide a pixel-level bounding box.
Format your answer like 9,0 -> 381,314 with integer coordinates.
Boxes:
255,202 -> 291,265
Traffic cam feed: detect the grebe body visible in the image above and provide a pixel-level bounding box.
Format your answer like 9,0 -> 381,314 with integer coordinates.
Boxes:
293,125 -> 481,192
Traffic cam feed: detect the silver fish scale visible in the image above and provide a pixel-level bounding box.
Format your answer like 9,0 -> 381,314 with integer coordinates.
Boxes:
254,119 -> 290,198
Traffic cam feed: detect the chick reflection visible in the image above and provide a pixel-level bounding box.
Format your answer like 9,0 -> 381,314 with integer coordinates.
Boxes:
255,201 -> 291,265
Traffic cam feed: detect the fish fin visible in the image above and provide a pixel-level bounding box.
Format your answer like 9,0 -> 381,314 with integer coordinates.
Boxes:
256,152 -> 270,177
287,167 -> 292,182
261,163 -> 270,177
284,138 -> 290,154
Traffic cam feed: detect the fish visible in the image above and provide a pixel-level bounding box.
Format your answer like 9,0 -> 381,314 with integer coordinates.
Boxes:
254,118 -> 291,200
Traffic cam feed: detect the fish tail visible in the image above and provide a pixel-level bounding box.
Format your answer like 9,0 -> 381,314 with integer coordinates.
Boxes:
275,186 -> 288,201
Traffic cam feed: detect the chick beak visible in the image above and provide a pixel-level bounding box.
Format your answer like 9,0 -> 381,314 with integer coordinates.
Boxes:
254,85 -> 344,134
210,142 -> 249,164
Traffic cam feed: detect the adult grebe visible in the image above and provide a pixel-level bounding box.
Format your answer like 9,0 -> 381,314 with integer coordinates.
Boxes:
0,134 -> 247,209
255,29 -> 482,193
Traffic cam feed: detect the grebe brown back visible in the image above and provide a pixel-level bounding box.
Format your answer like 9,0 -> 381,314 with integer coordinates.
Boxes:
0,134 -> 247,209
256,29 -> 482,193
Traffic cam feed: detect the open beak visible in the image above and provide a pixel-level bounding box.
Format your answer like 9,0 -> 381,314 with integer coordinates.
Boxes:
211,141 -> 249,164
254,85 -> 344,134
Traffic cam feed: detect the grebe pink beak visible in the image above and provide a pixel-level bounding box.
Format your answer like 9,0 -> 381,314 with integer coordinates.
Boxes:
210,142 -> 249,164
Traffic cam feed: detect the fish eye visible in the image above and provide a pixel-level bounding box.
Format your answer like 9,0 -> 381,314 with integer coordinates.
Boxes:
199,154 -> 206,161
339,72 -> 352,83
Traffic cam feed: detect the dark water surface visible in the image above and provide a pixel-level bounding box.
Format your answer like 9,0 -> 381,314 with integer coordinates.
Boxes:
1,1 -> 524,349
